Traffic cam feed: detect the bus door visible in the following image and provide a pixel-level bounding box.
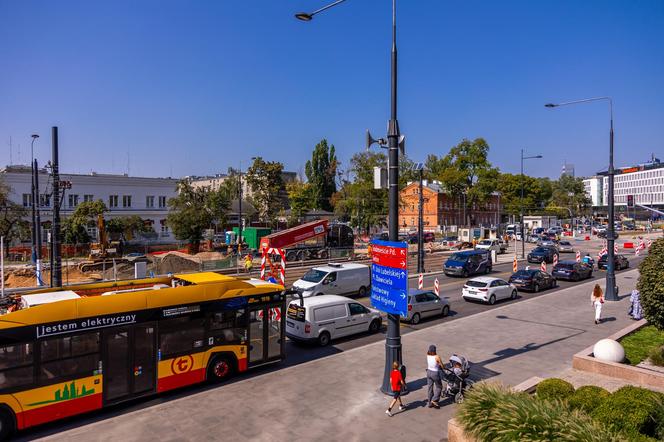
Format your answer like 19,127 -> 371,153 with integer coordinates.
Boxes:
248,304 -> 283,366
102,322 -> 157,403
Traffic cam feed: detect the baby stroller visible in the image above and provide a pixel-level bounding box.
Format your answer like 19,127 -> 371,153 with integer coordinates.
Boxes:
442,354 -> 474,404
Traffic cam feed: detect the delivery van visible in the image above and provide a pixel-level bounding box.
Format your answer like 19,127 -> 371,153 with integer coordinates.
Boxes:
292,263 -> 370,298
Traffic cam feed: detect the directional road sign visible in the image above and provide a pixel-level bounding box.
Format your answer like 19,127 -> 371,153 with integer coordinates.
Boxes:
369,239 -> 408,317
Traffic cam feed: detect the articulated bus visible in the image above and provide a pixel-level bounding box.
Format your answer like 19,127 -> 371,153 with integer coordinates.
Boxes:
0,272 -> 286,438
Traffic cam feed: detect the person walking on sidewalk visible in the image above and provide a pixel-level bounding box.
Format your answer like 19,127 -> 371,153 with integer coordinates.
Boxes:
386,362 -> 406,417
591,284 -> 605,325
426,345 -> 444,408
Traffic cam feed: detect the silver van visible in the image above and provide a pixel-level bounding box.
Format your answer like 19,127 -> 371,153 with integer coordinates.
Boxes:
286,295 -> 382,346
292,263 -> 370,298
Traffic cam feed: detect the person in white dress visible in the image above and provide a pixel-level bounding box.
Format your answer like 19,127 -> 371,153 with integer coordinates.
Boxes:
591,284 -> 605,325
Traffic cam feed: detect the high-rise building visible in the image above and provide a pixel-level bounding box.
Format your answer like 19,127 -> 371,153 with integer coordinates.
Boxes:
561,162 -> 575,178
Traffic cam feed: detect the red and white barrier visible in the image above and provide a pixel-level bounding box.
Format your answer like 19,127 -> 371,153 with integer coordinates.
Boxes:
418,273 -> 423,289
434,278 -> 439,296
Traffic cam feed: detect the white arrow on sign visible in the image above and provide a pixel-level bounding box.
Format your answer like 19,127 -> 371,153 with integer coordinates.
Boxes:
400,261 -> 406,266
400,293 -> 406,299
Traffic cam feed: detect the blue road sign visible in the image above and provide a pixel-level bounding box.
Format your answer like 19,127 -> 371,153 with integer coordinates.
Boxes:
369,240 -> 408,316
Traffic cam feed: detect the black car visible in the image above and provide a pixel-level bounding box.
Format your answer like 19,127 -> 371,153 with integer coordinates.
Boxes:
597,254 -> 630,270
527,246 -> 559,264
508,269 -> 557,292
598,230 -> 619,239
552,261 -> 593,281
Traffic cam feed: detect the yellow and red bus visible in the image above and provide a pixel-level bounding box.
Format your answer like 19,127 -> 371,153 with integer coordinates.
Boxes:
0,272 -> 285,438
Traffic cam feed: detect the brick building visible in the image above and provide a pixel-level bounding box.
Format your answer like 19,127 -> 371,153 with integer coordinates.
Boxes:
399,180 -> 501,232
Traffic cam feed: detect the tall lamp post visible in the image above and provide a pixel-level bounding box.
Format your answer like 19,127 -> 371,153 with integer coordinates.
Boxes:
545,97 -> 617,301
520,150 -> 542,258
296,0 -> 405,395
30,135 -> 39,267
415,163 -> 424,273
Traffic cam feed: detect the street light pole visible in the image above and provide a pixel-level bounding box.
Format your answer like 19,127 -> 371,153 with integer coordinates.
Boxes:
417,165 -> 424,273
295,0 -> 403,395
545,97 -> 617,300
520,150 -> 542,258
30,135 -> 39,268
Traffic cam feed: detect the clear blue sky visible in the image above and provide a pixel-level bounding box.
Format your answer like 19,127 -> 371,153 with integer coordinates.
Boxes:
1,0 -> 663,179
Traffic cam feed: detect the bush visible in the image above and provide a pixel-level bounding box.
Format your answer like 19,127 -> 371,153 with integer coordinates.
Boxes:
568,385 -> 610,414
592,385 -> 664,439
456,382 -> 622,442
536,378 -> 575,402
637,238 -> 664,330
621,325 -> 664,366
647,345 -> 664,367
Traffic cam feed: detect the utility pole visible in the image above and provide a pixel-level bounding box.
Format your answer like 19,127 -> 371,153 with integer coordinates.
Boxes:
34,159 -> 43,285
417,166 -> 424,273
51,127 -> 62,287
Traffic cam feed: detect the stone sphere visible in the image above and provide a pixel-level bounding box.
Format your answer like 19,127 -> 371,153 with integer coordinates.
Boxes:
593,339 -> 625,363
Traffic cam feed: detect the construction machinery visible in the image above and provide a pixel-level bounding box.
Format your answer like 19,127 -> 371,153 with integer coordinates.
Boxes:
258,220 -> 354,261
79,215 -> 125,272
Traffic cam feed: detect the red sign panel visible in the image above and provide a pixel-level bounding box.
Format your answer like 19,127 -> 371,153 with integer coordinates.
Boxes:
371,244 -> 407,269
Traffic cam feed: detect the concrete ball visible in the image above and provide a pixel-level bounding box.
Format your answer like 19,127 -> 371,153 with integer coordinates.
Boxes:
593,339 -> 625,363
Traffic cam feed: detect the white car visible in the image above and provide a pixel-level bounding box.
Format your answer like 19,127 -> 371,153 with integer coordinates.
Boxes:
462,277 -> 518,305
557,240 -> 574,253
475,239 -> 503,255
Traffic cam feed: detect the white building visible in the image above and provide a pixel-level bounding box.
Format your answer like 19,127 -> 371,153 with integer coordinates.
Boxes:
583,176 -> 603,207
1,166 -> 179,241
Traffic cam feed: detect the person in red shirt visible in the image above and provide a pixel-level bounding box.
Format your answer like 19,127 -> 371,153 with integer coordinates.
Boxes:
386,361 -> 407,416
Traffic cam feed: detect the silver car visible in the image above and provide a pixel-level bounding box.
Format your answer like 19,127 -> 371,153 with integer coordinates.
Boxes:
403,289 -> 450,324
558,240 -> 574,253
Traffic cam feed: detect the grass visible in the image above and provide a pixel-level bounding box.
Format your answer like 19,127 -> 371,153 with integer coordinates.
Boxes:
621,325 -> 664,365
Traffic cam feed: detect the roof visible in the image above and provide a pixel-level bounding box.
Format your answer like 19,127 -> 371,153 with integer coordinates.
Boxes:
311,263 -> 369,272
174,272 -> 236,284
289,294 -> 352,307
408,289 -> 434,295
467,276 -> 505,283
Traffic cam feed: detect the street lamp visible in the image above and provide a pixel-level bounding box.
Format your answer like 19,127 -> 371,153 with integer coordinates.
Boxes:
414,163 -> 425,274
30,135 -> 39,266
296,0 -> 404,395
545,97 -> 617,301
520,149 -> 542,259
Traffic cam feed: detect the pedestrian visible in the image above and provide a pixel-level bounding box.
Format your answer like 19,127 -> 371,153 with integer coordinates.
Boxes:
591,284 -> 605,325
629,289 -> 643,320
426,344 -> 444,408
385,361 -> 406,417
244,254 -> 253,274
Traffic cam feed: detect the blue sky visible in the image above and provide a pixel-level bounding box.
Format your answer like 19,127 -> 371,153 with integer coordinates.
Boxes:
1,0 -> 663,179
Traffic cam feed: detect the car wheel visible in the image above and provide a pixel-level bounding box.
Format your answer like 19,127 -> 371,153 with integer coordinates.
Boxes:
510,290 -> 517,300
358,286 -> 367,297
462,270 -> 468,278
369,319 -> 381,333
588,271 -> 593,279
485,266 -> 491,274
534,283 -> 540,293
318,331 -> 331,346
488,295 -> 496,305
574,274 -> 580,282
207,355 -> 236,383
411,313 -> 421,325
441,305 -> 450,317
0,408 -> 15,441
553,279 -> 558,288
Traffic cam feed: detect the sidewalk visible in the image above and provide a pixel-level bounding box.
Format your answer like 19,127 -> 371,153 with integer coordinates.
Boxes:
36,269 -> 641,442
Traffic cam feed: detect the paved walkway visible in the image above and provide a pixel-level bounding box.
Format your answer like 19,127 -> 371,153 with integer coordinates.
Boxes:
35,269 -> 641,442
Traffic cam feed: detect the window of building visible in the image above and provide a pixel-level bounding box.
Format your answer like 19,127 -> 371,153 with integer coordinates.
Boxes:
122,195 -> 132,208
68,194 -> 79,207
109,195 -> 119,208
22,194 -> 32,207
40,194 -> 50,207
146,196 -> 155,208
158,196 -> 167,208
161,224 -> 169,236
83,194 -> 94,203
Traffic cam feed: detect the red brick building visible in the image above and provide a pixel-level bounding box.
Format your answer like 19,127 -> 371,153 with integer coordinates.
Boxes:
399,181 -> 501,231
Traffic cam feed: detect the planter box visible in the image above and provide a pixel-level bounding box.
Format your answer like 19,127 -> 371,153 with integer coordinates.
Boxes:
572,319 -> 664,390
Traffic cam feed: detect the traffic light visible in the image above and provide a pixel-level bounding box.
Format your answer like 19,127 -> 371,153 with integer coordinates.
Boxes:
627,194 -> 634,208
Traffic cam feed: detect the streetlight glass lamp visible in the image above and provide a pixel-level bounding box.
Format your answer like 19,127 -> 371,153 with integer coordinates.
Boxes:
295,12 -> 313,21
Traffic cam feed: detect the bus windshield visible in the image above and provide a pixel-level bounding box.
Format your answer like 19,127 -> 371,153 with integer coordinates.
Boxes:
301,269 -> 327,283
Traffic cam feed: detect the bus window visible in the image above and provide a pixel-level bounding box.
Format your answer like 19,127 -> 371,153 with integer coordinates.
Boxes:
159,317 -> 205,357
209,310 -> 246,344
0,343 -> 34,390
39,333 -> 100,383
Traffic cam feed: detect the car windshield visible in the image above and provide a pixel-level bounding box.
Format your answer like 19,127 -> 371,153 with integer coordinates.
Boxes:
533,247 -> 549,253
559,241 -> 571,246
557,263 -> 574,269
449,253 -> 469,262
301,269 -> 327,283
479,240 -> 492,245
466,280 -> 488,288
513,270 -> 535,278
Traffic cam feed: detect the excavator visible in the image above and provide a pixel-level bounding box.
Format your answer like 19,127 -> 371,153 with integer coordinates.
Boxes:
79,215 -> 124,272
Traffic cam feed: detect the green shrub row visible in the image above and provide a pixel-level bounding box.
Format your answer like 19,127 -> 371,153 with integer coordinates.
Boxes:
457,382 -> 622,442
637,237 -> 664,330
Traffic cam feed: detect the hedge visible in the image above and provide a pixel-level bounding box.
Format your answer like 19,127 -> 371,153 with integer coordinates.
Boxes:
637,238 -> 664,330
536,378 -> 575,402
568,385 -> 610,414
456,382 -> 622,442
591,385 -> 664,439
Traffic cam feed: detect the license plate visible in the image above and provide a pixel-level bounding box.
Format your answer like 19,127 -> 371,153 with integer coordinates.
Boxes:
468,290 -> 477,294
286,321 -> 294,328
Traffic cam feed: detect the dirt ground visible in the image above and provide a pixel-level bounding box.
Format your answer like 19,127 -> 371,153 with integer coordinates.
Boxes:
4,265 -> 97,288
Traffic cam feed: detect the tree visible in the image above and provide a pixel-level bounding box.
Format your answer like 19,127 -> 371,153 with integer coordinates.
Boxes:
547,175 -> 592,218
167,181 -> 230,253
245,157 -> 285,226
496,173 -> 553,217
106,216 -> 155,240
305,139 -> 337,211
286,181 -> 315,226
637,238 -> 664,330
61,200 -> 108,244
0,179 -> 29,255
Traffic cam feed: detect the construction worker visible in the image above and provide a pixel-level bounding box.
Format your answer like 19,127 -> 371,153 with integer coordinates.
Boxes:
244,254 -> 253,274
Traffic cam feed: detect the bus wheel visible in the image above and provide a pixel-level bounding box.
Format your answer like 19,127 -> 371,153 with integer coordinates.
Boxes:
0,408 -> 16,440
208,356 -> 235,383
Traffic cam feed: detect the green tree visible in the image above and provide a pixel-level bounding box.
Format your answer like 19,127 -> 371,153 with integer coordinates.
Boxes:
305,139 -> 337,211
286,181 -> 315,226
106,215 -> 155,240
167,181 -> 230,253
62,200 -> 108,244
496,173 -> 553,217
0,178 -> 29,255
245,157 -> 285,226
547,175 -> 592,218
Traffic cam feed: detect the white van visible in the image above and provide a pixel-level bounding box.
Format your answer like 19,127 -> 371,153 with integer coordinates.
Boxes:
292,263 -> 370,298
285,295 -> 382,346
